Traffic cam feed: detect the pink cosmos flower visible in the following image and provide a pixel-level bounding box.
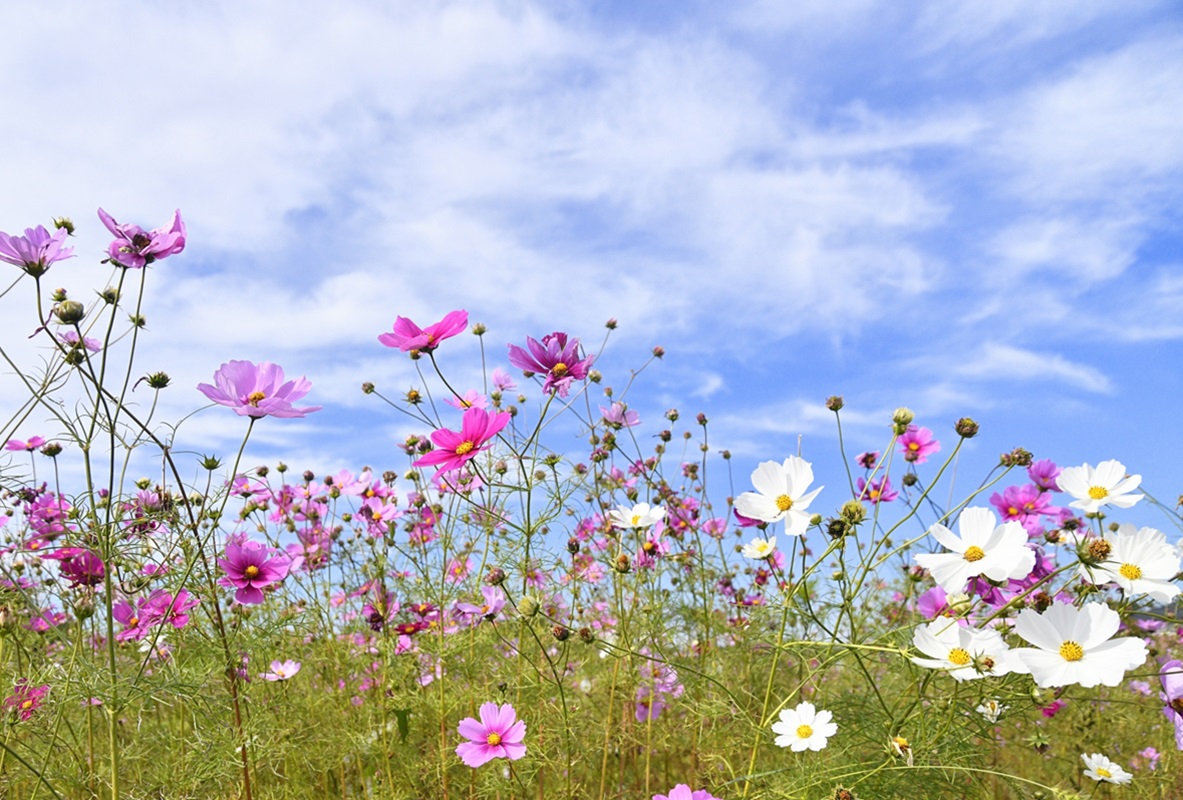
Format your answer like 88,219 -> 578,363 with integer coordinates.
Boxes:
60,331 -> 102,352
506,331 -> 594,397
444,389 -> 488,410
1161,659 -> 1183,750
857,475 -> 898,504
42,547 -> 104,588
1027,459 -> 1061,491
261,660 -> 301,681
413,406 -> 510,475
5,436 -> 46,452
899,425 -> 941,464
217,539 -> 300,604
856,451 -> 880,470
4,680 -> 49,721
379,309 -> 468,353
601,401 -> 640,428
456,702 -> 527,767
197,360 -> 321,419
490,367 -> 517,392
97,208 -> 185,269
0,225 -> 73,277
653,785 -> 720,800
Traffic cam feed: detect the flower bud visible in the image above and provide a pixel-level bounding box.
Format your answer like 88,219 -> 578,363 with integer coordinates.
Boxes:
200,454 -> 222,471
39,442 -> 62,458
578,626 -> 595,643
605,318 -> 617,330
809,513 -> 823,527
552,625 -> 571,642
902,473 -> 918,487
826,518 -> 848,539
100,287 -> 120,305
53,216 -> 75,235
840,500 -> 867,525
892,407 -> 914,427
826,395 -> 844,412
51,287 -> 69,302
518,595 -> 540,618
303,470 -> 315,483
471,322 -> 487,336
696,413 -> 708,426
955,417 -> 979,438
128,313 -> 146,328
55,300 -> 86,324
146,371 -> 171,389
567,537 -> 580,554
587,369 -> 602,384
484,567 -> 506,586
613,554 -> 631,574
652,346 -> 665,358
665,409 -> 679,422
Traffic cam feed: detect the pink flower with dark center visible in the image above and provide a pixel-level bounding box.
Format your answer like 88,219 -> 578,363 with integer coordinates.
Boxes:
413,406 -> 510,476
899,425 -> 941,464
197,360 -> 321,419
217,539 -> 300,605
379,309 -> 468,353
856,451 -> 879,470
43,547 -> 105,588
5,680 -> 49,721
507,331 -> 594,397
0,225 -> 73,277
97,208 -> 185,269
456,702 -> 526,767
1027,459 -> 1061,492
601,402 -> 639,428
6,436 -> 46,452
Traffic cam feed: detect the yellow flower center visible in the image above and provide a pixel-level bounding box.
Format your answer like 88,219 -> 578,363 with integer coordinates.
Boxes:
796,724 -> 813,739
246,391 -> 266,406
963,545 -> 985,562
486,732 -> 502,746
21,699 -> 34,710
1119,563 -> 1142,580
907,442 -> 920,451
870,489 -> 880,500
454,441 -> 475,456
372,510 -> 382,521
1087,485 -> 1108,500
948,648 -> 971,666
1007,506 -> 1019,516
129,616 -> 139,626
631,515 -> 642,526
1096,768 -> 1112,778
551,362 -> 569,377
1059,640 -> 1084,661
244,565 -> 260,578
775,494 -> 793,512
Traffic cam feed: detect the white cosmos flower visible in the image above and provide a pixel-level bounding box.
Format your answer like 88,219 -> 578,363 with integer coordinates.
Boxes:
1057,459 -> 1142,514
741,535 -> 777,561
1081,752 -> 1132,785
913,507 -> 1036,594
975,699 -> 1007,723
1013,601 -> 1147,688
910,619 -> 1016,681
771,701 -> 837,752
1081,524 -> 1181,603
734,457 -> 822,536
607,502 -> 666,530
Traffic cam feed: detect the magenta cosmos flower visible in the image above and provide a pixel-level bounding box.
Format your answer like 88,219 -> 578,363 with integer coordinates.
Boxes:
456,702 -> 526,767
379,309 -> 468,353
97,208 -> 186,269
1161,659 -> 1183,750
507,331 -> 594,397
5,436 -> 46,452
899,424 -> 941,464
413,406 -> 510,475
653,785 -> 720,800
5,680 -> 49,722
217,539 -> 300,604
0,225 -> 73,277
198,360 -> 321,419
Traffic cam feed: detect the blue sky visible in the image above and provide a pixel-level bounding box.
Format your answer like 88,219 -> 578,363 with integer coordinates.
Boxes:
0,0 -> 1180,528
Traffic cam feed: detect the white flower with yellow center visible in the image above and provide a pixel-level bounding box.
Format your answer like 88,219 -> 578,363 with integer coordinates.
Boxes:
741,535 -> 777,561
913,507 -> 1036,594
607,502 -> 666,530
910,619 -> 1016,681
1057,459 -> 1142,514
1082,524 -> 1181,603
734,457 -> 823,537
1013,601 -> 1147,688
1081,752 -> 1132,785
975,699 -> 1007,723
771,701 -> 837,752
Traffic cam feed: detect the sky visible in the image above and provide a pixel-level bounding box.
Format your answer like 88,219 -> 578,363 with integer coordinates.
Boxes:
0,0 -> 1180,530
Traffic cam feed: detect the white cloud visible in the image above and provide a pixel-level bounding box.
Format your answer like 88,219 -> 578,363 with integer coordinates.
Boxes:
951,343 -> 1112,394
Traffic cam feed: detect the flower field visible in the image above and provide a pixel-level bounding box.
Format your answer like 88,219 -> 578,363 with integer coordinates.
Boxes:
0,212 -> 1180,799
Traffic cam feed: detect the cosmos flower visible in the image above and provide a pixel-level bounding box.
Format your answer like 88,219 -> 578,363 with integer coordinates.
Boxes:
608,502 -> 666,530
734,456 -> 823,537
379,310 -> 468,353
652,786 -> 720,800
260,660 -> 301,681
197,361 -> 321,419
601,402 -> 640,428
913,507 -> 1035,593
910,619 -> 1016,681
4,680 -> 49,722
1057,459 -> 1142,514
976,699 -> 1007,723
857,475 -> 897,504
456,702 -> 526,767
1082,524 -> 1180,603
1080,753 -> 1132,785
0,225 -> 73,277
1160,659 -> 1183,750
5,436 -> 46,452
506,331 -> 594,397
1012,601 -> 1148,688
771,701 -> 837,752
741,535 -> 778,561
898,425 -> 940,464
413,406 -> 510,475
97,208 -> 185,269
217,539 -> 300,605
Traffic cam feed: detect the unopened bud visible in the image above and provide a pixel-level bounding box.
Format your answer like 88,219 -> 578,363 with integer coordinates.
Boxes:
892,407 -> 914,427
146,371 -> 171,389
840,500 -> 867,525
484,567 -> 506,586
518,595 -> 540,618
605,318 -> 617,330
52,216 -> 75,235
902,473 -> 918,487
471,322 -> 487,336
51,287 -> 69,302
360,382 -> 374,394
55,300 -> 86,324
826,395 -> 844,412
200,454 -> 222,471
552,625 -> 571,642
613,554 -> 631,574
39,442 -> 62,458
955,417 -> 979,438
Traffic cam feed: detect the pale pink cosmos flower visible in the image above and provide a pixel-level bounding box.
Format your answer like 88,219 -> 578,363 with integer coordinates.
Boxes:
456,702 -> 526,767
490,367 -> 517,392
5,436 -> 46,452
197,360 -> 321,419
379,309 -> 468,353
444,389 -> 488,410
413,406 -> 510,476
97,208 -> 185,269
0,225 -> 73,277
261,660 -> 301,681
